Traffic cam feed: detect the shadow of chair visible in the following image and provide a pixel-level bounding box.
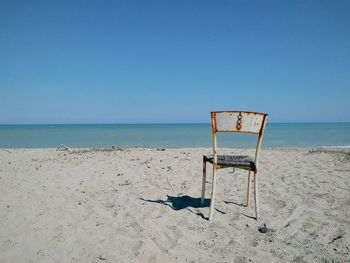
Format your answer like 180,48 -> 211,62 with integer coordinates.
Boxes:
141,195 -> 254,220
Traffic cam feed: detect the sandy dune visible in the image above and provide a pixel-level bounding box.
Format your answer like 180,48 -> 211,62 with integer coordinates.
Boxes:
0,147 -> 349,262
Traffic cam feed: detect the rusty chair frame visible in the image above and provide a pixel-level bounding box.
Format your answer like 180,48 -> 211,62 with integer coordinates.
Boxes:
201,111 -> 268,220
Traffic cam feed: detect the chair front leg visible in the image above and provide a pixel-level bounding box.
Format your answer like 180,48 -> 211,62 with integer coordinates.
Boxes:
246,170 -> 252,207
201,159 -> 206,204
209,165 -> 218,220
254,171 -> 259,220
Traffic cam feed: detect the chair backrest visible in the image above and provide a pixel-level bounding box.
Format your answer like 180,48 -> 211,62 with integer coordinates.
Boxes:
210,111 -> 268,166
211,111 -> 268,134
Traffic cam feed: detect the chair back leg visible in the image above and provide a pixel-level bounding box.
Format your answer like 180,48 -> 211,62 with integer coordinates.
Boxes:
201,160 -> 207,204
254,172 -> 259,220
209,166 -> 217,220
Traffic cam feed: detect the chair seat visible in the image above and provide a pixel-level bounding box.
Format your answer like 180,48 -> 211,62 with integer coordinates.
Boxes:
203,154 -> 256,172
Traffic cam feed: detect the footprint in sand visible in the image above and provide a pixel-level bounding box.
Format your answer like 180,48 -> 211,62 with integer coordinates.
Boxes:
163,225 -> 183,249
132,240 -> 144,256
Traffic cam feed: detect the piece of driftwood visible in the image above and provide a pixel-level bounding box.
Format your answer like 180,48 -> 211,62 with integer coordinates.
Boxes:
56,144 -> 69,151
166,177 -> 175,192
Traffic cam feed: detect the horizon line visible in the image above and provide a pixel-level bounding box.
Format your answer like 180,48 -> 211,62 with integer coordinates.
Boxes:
0,121 -> 350,125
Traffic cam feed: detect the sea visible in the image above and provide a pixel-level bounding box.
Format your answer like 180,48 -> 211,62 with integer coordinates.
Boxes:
0,123 -> 349,148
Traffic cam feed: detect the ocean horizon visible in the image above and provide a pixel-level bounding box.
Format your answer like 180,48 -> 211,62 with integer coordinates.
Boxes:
0,122 -> 349,148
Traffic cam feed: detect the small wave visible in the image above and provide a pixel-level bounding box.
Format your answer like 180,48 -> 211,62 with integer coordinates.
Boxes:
321,145 -> 350,148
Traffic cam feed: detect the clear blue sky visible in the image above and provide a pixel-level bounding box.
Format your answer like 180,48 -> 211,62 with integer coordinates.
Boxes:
0,0 -> 349,124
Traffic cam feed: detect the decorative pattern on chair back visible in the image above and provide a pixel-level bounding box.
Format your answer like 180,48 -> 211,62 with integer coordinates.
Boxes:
212,111 -> 268,134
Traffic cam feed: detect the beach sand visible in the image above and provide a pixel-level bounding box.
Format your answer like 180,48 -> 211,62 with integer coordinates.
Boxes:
0,147 -> 349,262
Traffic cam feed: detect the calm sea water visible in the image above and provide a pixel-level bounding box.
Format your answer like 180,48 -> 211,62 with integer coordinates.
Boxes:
0,123 -> 349,148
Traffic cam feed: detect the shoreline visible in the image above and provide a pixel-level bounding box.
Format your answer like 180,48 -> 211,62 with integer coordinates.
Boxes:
1,145 -> 350,149
1,146 -> 350,154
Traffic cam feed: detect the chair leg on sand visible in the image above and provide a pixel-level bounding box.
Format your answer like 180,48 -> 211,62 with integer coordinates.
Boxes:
246,170 -> 252,207
201,159 -> 206,204
254,172 -> 259,220
209,166 -> 217,220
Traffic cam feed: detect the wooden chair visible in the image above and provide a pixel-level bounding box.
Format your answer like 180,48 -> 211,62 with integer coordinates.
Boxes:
201,111 -> 268,220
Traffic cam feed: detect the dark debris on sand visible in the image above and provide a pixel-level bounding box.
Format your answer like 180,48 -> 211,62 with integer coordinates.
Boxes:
258,223 -> 274,234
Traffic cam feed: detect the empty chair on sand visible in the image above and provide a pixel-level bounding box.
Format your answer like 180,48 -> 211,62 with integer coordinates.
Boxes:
201,111 -> 268,220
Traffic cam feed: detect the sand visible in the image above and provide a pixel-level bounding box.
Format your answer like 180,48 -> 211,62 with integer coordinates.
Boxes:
0,147 -> 349,262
